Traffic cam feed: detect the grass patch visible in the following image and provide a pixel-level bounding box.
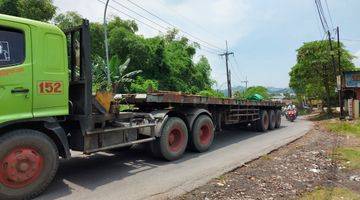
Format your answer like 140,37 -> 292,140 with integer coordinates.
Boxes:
323,120 -> 360,138
301,187 -> 360,200
260,154 -> 272,160
335,147 -> 360,170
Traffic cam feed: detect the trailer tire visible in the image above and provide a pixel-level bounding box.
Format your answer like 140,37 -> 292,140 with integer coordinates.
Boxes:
151,117 -> 188,161
0,129 -> 59,200
189,115 -> 214,152
275,110 -> 282,129
268,110 -> 276,130
256,110 -> 269,132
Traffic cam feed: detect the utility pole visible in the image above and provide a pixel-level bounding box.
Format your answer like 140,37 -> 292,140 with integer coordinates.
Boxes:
336,26 -> 344,119
242,76 -> 249,90
325,30 -> 337,115
103,0 -> 111,88
327,30 -> 337,78
220,41 -> 234,98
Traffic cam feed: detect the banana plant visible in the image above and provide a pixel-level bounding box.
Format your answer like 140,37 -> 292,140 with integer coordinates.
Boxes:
93,55 -> 142,93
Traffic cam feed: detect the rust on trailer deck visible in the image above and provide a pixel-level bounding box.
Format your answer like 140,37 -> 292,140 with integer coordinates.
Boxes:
121,92 -> 283,107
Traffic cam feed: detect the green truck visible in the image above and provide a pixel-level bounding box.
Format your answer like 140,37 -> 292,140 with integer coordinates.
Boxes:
0,14 -> 283,199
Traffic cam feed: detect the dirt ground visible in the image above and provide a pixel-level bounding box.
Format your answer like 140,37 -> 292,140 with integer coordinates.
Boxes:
175,121 -> 360,200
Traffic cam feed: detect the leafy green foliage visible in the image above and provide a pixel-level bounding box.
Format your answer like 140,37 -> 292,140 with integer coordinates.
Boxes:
0,0 -> 56,22
88,16 -> 214,94
289,41 -> 355,112
197,89 -> 225,98
234,86 -> 270,100
130,77 -> 159,93
53,11 -> 83,31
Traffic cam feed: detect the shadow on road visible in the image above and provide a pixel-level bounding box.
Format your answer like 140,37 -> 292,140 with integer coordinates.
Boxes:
40,125 -> 287,199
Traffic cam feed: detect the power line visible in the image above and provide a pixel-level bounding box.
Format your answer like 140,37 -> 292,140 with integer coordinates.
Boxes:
97,0 -> 164,34
324,0 -> 335,29
97,0 -> 222,54
123,0 -> 225,52
156,0 -> 225,42
315,0 -> 329,33
112,0 -> 170,32
112,0 -> 222,53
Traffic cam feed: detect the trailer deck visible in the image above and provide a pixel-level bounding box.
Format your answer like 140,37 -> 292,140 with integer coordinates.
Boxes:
122,92 -> 283,107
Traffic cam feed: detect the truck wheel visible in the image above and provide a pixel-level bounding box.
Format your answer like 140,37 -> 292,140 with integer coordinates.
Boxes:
0,130 -> 59,200
256,110 -> 269,132
151,117 -> 188,161
275,110 -> 282,128
268,110 -> 276,130
189,115 -> 215,152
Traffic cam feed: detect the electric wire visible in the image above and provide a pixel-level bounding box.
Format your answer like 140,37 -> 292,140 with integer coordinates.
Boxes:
315,0 -> 329,33
156,0 -> 225,42
113,0 -> 222,53
324,0 -> 335,30
97,0 -> 222,55
123,0 -> 225,52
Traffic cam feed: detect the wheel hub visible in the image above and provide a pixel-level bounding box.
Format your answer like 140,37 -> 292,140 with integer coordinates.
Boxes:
168,128 -> 184,152
0,147 -> 44,189
199,124 -> 211,145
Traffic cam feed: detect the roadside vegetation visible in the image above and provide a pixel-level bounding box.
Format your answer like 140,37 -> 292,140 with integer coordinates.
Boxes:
323,119 -> 360,138
300,187 -> 360,200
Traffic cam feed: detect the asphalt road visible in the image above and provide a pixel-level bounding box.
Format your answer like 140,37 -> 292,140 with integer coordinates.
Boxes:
36,118 -> 312,200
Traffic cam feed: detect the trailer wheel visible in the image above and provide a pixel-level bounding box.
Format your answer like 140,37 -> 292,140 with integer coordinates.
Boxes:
151,117 -> 188,161
189,115 -> 214,152
275,110 -> 282,129
256,110 -> 269,132
268,110 -> 276,130
0,129 -> 59,200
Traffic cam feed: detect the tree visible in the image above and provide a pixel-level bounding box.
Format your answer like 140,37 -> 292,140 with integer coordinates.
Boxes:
235,86 -> 270,100
289,40 -> 355,114
0,0 -> 56,22
53,11 -> 83,31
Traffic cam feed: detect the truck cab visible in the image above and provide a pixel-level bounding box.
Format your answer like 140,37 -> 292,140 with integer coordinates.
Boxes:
0,14 -> 69,124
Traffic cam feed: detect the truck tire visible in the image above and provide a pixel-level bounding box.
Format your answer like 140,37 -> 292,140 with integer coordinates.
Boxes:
275,110 -> 282,129
0,129 -> 59,200
256,110 -> 269,132
268,110 -> 276,130
189,115 -> 215,152
151,117 -> 188,161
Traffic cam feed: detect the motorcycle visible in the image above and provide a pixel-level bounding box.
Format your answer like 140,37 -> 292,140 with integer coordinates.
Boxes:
286,109 -> 297,122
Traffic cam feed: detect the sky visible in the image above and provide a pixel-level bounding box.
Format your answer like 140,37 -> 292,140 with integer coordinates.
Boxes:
53,0 -> 360,89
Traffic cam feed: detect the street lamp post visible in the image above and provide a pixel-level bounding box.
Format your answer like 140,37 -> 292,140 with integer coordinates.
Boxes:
103,0 -> 111,88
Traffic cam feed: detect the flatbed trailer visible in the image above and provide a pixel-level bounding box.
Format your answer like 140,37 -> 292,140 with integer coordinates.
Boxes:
123,92 -> 282,130
0,15 -> 283,199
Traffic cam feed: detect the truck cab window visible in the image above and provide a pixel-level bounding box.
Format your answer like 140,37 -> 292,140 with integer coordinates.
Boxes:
0,27 -> 25,68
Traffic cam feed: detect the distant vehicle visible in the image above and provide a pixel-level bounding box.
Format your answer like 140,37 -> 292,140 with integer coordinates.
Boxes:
286,109 -> 297,122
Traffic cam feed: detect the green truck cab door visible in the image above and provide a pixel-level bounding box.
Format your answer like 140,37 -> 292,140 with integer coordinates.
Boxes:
0,22 -> 32,123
